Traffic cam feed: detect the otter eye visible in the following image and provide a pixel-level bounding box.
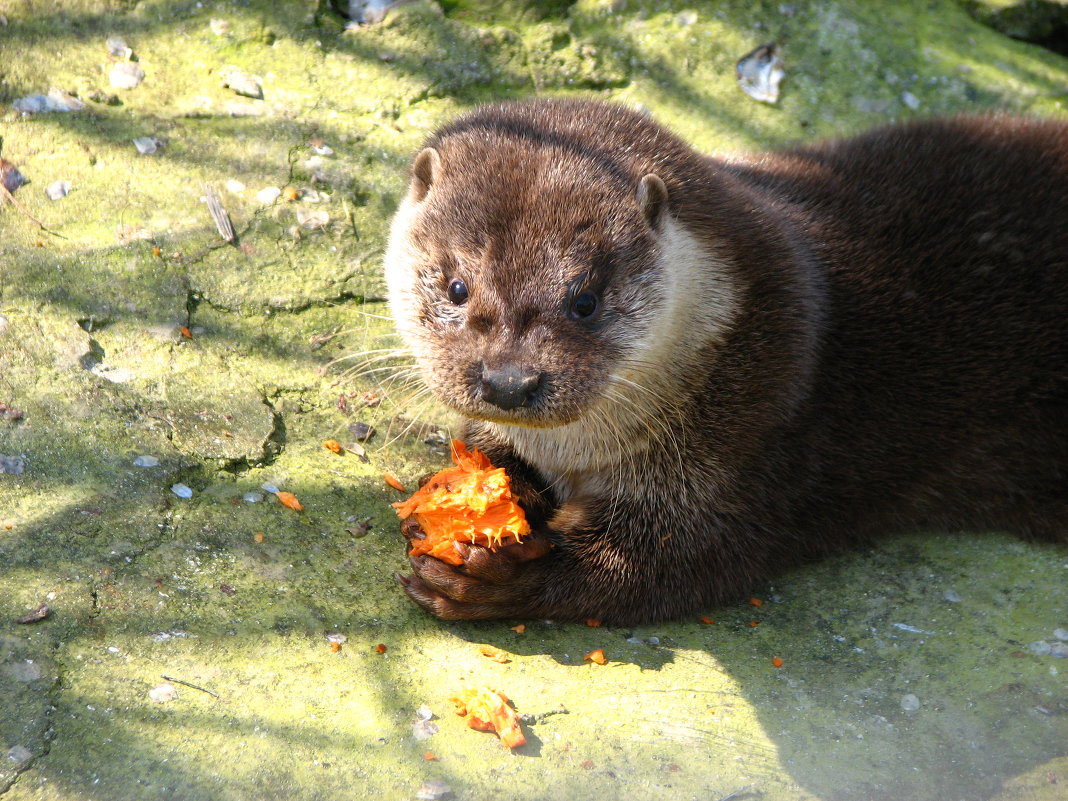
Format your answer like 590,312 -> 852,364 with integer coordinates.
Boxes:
570,290 -> 599,320
447,278 -> 469,305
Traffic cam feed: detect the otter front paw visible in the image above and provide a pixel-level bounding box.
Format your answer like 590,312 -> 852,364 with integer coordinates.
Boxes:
397,535 -> 553,620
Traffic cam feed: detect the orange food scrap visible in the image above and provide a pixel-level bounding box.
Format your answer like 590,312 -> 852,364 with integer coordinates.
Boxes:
374,643 -> 387,654
583,648 -> 607,665
254,531 -> 264,543
384,473 -> 406,492
329,641 -> 341,653
423,752 -> 437,761
275,491 -> 303,512
179,325 -> 192,339
772,657 -> 784,668
153,247 -> 162,257
323,439 -> 343,454
748,597 -> 764,607
392,441 -> 530,566
700,616 -> 715,625
510,624 -> 526,634
748,620 -> 760,628
282,186 -> 299,201
585,618 -> 602,628
450,687 -> 526,749
478,644 -> 511,664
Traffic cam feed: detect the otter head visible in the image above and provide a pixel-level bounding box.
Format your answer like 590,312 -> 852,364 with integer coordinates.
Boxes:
385,136 -> 678,433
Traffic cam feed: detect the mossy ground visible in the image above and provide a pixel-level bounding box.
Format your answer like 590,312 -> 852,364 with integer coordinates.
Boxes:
1,1 -> 1066,799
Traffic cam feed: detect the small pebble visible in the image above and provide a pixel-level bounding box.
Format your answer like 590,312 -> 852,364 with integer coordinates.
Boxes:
942,589 -> 962,603
221,67 -> 263,99
416,705 -> 433,721
736,42 -> 785,104
209,18 -> 231,36
224,179 -> 245,193
326,633 -> 348,645
1050,642 -> 1068,659
261,482 -> 279,494
1053,628 -> 1068,641
133,455 -> 160,468
0,454 -> 27,475
416,780 -> 452,801
1028,641 -> 1052,656
901,91 -> 921,110
45,180 -> 72,200
105,35 -> 132,59
348,421 -> 376,442
148,682 -> 178,703
242,491 -> 265,503
256,186 -> 282,204
413,718 -> 439,741
900,694 -> 920,712
171,483 -> 193,499
133,137 -> 160,155
110,61 -> 145,90
7,745 -> 33,766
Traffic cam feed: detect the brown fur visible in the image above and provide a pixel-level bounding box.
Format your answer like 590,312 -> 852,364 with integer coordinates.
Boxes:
385,98 -> 1068,625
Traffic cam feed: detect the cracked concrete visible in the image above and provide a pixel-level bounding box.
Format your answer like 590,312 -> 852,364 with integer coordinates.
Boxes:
1,1 -> 1067,800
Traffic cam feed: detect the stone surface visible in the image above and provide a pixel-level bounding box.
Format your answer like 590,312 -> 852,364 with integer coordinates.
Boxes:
0,1 -> 1066,800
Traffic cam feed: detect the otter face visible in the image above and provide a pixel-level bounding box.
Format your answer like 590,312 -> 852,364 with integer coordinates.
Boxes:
384,137 -> 672,430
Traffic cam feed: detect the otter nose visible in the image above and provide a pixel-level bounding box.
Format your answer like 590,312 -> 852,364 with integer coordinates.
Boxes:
479,364 -> 542,410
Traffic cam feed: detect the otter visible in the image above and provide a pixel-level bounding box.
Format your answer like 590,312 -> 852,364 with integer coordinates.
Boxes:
384,98 -> 1068,625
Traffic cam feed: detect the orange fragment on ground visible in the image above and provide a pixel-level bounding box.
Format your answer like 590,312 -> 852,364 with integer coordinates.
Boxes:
384,473 -> 406,492
374,643 -> 387,654
510,624 -> 526,634
179,325 -> 192,339
423,752 -> 437,761
583,648 -> 607,665
478,644 -> 511,663
323,439 -> 343,454
450,687 -> 526,749
392,441 -> 530,566
275,491 -> 303,512
700,616 -> 715,625
772,656 -> 784,668
748,597 -> 763,607
585,618 -> 602,628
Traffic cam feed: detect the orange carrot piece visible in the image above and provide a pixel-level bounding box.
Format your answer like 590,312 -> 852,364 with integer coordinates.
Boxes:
478,644 -> 511,663
510,624 -> 526,634
585,618 -> 602,628
700,616 -> 715,625
583,648 -> 607,665
276,491 -> 303,511
374,643 -> 387,654
392,441 -> 530,566
772,657 -> 784,668
450,687 -> 526,749
384,473 -> 406,492
323,439 -> 343,454
748,597 -> 763,607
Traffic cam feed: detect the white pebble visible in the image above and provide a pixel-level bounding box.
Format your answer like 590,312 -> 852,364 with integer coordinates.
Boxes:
900,694 -> 920,712
256,186 -> 281,204
1053,628 -> 1068,641
225,179 -> 246,193
1028,640 -> 1052,656
171,483 -> 193,499
133,137 -> 160,155
901,91 -> 921,110
133,455 -> 160,468
1050,642 -> 1068,659
45,180 -> 72,200
242,491 -> 264,503
942,589 -> 961,603
148,682 -> 178,703
110,61 -> 145,90
261,482 -> 279,494
7,745 -> 33,765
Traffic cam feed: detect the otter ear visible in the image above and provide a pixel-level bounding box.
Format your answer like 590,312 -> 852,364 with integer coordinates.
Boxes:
410,147 -> 441,203
637,173 -> 668,231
